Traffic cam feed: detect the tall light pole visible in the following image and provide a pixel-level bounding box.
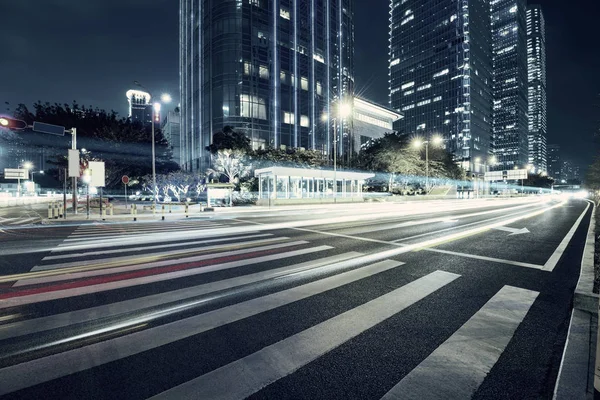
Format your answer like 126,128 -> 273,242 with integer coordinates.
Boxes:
133,81 -> 171,212
323,99 -> 352,199
412,135 -> 443,194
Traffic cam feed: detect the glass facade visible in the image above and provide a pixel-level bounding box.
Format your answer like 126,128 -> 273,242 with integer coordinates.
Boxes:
180,0 -> 354,172
526,4 -> 547,173
389,0 -> 493,173
490,0 -> 528,171
547,144 -> 560,182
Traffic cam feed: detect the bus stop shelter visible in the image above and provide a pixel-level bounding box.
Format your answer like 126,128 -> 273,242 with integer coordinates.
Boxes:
254,166 -> 374,205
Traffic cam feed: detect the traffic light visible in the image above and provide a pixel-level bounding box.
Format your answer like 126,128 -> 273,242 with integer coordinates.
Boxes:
0,117 -> 27,130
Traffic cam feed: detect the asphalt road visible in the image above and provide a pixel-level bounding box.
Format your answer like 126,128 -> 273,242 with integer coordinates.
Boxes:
0,196 -> 592,399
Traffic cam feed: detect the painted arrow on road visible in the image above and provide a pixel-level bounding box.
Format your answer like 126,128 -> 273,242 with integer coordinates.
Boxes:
492,226 -> 530,235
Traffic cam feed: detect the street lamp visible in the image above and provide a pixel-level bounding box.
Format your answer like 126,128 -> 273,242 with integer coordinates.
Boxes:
30,170 -> 43,195
412,135 -> 443,194
324,99 -> 352,199
133,81 -> 171,212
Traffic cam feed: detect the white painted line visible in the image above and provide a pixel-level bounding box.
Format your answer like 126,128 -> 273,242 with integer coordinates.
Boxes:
381,285 -> 539,400
543,202 -> 590,271
68,223 -> 225,235
0,252 -> 362,340
16,240 -> 307,287
31,237 -> 294,272
9,217 -> 38,225
50,231 -> 262,252
0,258 -> 410,395
150,270 -> 460,400
423,248 -> 544,270
0,218 -> 20,224
0,246 -> 332,309
42,233 -> 274,260
63,226 -> 227,241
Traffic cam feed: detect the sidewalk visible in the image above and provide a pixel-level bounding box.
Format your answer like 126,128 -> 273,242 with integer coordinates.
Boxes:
554,200 -> 598,400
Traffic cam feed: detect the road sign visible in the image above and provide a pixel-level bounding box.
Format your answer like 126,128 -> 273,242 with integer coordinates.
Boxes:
32,121 -> 65,136
88,161 -> 105,187
122,175 -> 130,184
3,168 -> 27,179
68,149 -> 80,177
484,169 -> 528,181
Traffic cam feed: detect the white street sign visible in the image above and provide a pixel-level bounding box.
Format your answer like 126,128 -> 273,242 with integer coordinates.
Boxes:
4,168 -> 28,180
88,161 -> 105,187
68,149 -> 80,177
492,226 -> 530,235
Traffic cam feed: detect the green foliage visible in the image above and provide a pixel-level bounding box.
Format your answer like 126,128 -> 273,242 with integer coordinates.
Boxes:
250,147 -> 328,169
523,173 -> 554,189
585,157 -> 600,191
206,126 -> 252,154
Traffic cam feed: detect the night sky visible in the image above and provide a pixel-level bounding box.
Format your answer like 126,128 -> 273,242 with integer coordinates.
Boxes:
2,0 -> 598,170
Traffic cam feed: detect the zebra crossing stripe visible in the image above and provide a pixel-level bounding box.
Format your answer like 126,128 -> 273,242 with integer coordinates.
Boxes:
42,233 -> 274,260
150,270 -> 460,400
380,285 -> 539,400
0,246 -> 332,309
0,252 -> 362,341
0,258 -> 408,395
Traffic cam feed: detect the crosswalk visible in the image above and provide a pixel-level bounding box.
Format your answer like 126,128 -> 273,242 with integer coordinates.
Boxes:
0,220 -> 542,399
0,216 -> 41,227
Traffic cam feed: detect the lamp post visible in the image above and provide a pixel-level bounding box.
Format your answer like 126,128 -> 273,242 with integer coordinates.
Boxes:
133,81 -> 171,213
30,170 -> 43,195
17,161 -> 33,197
412,135 -> 443,194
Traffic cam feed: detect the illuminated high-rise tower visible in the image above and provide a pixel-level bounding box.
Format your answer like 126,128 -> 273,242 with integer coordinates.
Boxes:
526,4 -> 547,173
180,0 -> 354,171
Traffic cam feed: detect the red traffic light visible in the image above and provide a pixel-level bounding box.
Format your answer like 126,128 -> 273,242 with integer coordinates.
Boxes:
0,117 -> 28,130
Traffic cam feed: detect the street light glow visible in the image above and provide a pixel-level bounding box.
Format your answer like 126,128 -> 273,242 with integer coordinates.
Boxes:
22,162 -> 33,170
475,157 -> 482,164
0,118 -> 8,126
412,138 -> 424,149
431,135 -> 443,146
160,93 -> 172,104
337,102 -> 352,118
489,155 -> 498,165
321,113 -> 329,122
153,102 -> 162,113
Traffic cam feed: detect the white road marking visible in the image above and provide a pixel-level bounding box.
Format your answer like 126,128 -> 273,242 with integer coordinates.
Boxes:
381,285 -> 539,400
0,258 -> 408,395
492,226 -> 530,235
0,252 -> 362,341
543,202 -> 590,271
150,270 -> 460,400
31,237 -> 295,272
42,233 -> 274,260
0,246 -> 332,309
422,248 -> 544,269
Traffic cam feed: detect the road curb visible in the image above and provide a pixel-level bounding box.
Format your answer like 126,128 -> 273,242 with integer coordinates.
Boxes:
574,202 -> 598,314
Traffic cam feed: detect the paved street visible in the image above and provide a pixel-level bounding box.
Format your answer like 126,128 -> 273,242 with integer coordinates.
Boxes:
0,196 -> 592,399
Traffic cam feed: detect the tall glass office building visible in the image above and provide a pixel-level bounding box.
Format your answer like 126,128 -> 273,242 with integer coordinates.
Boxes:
490,0 -> 528,171
180,0 -> 354,172
389,0 -> 493,173
526,4 -> 547,173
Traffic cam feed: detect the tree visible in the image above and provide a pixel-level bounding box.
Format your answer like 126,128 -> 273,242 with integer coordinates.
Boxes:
10,101 -> 177,188
207,150 -> 252,184
250,147 -> 328,169
206,126 -> 252,154
586,157 -> 600,192
523,173 -> 554,189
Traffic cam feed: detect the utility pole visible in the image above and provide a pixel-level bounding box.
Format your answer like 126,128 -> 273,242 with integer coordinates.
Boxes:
71,128 -> 78,214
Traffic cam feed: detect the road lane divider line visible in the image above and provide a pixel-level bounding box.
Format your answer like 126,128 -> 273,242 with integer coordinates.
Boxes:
42,233 -> 274,260
149,270 -> 460,400
0,246 -> 332,309
67,224 -> 227,236
542,202 -> 591,271
14,241 -> 311,287
4,240 -> 304,285
380,285 -> 538,400
422,248 -> 544,269
32,237 -> 291,272
0,258 -> 411,395
0,252 -> 362,341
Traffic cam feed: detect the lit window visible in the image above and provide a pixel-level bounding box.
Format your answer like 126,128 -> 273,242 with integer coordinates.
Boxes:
450,14 -> 457,22
316,82 -> 323,96
401,14 -> 414,25
284,112 -> 295,125
417,99 -> 431,106
240,94 -> 267,119
313,53 -> 325,63
300,115 -> 310,127
390,58 -> 400,67
417,83 -> 431,91
301,77 -> 308,91
280,70 -> 286,83
433,69 -> 449,78
280,8 -> 290,20
244,62 -> 252,75
401,104 -> 415,111
433,96 -> 442,102
404,90 -> 414,96
401,81 -> 415,90
259,65 -> 269,79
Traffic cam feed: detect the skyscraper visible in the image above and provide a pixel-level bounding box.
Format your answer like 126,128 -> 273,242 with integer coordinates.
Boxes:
526,4 -> 547,173
389,0 -> 493,173
180,0 -> 354,172
547,144 -> 561,182
490,0 -> 528,171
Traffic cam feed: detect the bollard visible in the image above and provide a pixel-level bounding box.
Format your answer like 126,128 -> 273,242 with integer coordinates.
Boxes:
132,203 -> 137,221
109,203 -> 114,216
151,204 -> 156,214
168,204 -> 172,214
54,202 -> 59,219
101,206 -> 106,221
58,202 -> 64,218
185,203 -> 189,218
161,205 -> 165,221
48,203 -> 53,219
